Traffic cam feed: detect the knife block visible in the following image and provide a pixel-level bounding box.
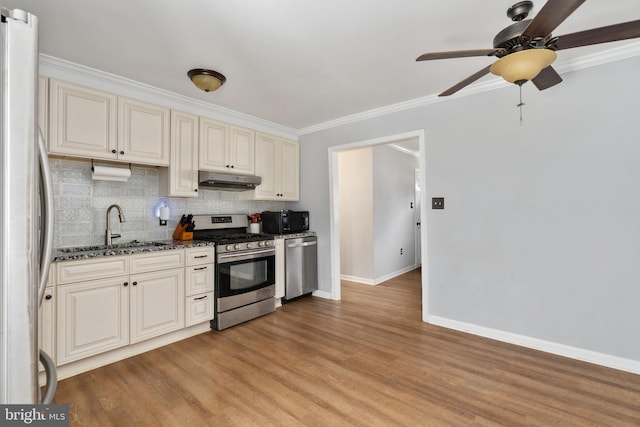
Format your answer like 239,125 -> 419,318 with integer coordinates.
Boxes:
179,231 -> 193,241
173,223 -> 186,240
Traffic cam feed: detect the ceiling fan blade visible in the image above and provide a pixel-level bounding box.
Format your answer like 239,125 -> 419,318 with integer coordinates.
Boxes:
532,66 -> 562,90
556,20 -> 640,50
439,65 -> 492,96
522,0 -> 586,39
416,49 -> 503,61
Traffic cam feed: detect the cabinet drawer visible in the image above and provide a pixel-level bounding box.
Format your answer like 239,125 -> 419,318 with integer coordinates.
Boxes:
185,247 -> 214,266
130,250 -> 184,274
185,292 -> 214,327
185,263 -> 214,296
56,256 -> 129,285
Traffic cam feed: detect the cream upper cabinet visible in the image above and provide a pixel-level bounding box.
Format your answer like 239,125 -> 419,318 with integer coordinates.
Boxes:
250,133 -> 299,201
199,117 -> 255,175
48,79 -> 169,166
117,97 -> 170,166
159,110 -> 199,197
49,79 -> 117,159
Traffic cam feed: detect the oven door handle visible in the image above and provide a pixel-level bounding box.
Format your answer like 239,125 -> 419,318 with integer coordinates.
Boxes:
217,247 -> 275,263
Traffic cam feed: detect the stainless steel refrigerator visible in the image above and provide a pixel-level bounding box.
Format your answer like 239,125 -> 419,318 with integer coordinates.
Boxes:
1,7 -> 56,404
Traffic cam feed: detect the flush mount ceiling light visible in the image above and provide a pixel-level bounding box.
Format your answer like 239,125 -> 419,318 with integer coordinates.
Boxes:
187,69 -> 226,92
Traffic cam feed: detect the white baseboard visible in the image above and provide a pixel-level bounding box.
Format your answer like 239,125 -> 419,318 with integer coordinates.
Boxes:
340,274 -> 375,285
428,315 -> 640,375
312,289 -> 332,299
341,264 -> 418,286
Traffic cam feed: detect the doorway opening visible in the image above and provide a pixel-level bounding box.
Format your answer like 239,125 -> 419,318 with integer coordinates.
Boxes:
328,130 -> 428,321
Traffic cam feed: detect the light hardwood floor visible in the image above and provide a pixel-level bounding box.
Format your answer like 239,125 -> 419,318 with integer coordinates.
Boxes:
53,268 -> 640,426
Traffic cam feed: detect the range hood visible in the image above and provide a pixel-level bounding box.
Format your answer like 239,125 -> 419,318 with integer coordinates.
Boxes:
198,171 -> 261,191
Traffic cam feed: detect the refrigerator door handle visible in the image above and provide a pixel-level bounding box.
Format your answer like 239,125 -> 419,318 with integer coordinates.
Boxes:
38,349 -> 57,404
37,128 -> 54,304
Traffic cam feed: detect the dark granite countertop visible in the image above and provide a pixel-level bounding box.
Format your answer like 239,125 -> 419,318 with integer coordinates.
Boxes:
52,239 -> 215,262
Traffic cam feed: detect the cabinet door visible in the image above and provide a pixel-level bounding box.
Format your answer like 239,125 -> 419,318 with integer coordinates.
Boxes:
279,139 -> 300,200
130,268 -> 184,344
185,292 -> 214,327
161,110 -> 199,197
229,126 -> 255,174
253,133 -> 278,199
38,287 -> 56,372
118,97 -> 170,166
57,276 -> 129,365
199,117 -> 229,171
49,79 -> 117,159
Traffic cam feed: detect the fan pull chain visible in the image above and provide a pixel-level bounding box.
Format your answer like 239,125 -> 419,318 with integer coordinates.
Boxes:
517,82 -> 525,122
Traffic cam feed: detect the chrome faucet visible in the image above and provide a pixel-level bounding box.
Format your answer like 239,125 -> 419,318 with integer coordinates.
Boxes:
105,204 -> 126,245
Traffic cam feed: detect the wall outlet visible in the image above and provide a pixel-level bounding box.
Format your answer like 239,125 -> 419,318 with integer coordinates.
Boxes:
432,197 -> 444,209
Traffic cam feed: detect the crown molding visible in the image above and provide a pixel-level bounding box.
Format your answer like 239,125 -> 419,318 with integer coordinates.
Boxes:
38,54 -> 298,140
298,41 -> 640,136
39,40 -> 640,139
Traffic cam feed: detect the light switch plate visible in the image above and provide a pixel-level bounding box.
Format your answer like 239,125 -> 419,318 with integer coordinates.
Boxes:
432,197 -> 444,209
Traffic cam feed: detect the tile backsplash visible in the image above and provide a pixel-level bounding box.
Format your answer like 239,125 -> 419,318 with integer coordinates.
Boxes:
51,159 -> 290,248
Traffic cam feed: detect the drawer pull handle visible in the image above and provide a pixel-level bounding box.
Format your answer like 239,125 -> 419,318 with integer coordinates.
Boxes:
194,255 -> 208,259
193,266 -> 208,271
194,295 -> 208,301
123,282 -> 128,287
133,281 -> 138,286
45,294 -> 52,300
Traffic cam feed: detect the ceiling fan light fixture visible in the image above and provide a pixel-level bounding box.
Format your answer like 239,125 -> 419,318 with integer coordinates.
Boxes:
188,68 -> 226,92
489,49 -> 557,84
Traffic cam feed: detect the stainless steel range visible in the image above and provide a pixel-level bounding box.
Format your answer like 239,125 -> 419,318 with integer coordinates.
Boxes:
191,214 -> 275,330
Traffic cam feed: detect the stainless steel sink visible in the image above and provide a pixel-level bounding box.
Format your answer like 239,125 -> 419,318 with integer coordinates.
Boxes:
59,240 -> 169,253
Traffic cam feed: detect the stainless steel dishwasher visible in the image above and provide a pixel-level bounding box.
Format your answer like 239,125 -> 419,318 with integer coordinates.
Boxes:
284,236 -> 318,301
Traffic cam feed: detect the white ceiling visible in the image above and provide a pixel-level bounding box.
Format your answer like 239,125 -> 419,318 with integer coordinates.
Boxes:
6,0 -> 640,130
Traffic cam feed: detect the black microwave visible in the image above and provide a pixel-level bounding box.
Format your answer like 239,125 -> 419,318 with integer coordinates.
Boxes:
261,210 -> 309,234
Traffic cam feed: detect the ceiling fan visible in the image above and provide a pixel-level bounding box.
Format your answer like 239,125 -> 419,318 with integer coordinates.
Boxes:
416,0 -> 640,97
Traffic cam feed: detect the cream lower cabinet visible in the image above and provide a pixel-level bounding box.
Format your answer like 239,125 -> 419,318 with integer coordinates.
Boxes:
38,286 -> 56,371
184,247 -> 215,327
57,275 -> 130,365
55,250 -> 189,365
129,268 -> 184,343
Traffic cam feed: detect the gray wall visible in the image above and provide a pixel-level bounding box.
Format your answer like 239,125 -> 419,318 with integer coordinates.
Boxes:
372,145 -> 418,279
296,55 -> 640,363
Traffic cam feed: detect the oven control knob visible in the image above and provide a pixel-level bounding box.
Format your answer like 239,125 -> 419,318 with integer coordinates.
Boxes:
226,245 -> 233,251
258,241 -> 265,247
234,244 -> 241,250
246,242 -> 252,249
265,240 -> 272,246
